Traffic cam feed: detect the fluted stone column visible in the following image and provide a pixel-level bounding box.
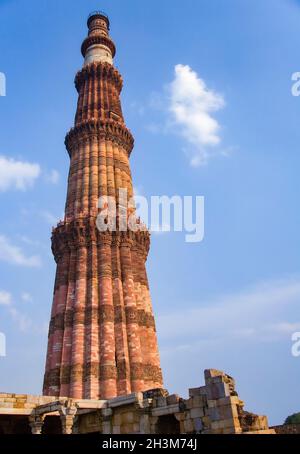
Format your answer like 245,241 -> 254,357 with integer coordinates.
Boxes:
43,11 -> 163,400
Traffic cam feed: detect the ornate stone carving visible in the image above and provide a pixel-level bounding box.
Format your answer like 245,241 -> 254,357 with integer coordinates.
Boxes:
65,119 -> 134,157
75,62 -> 122,93
81,35 -> 116,59
43,12 -> 163,400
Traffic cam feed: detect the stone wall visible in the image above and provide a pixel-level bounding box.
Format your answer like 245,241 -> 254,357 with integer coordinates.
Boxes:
271,423 -> 300,434
0,369 -> 275,434
0,394 -> 56,415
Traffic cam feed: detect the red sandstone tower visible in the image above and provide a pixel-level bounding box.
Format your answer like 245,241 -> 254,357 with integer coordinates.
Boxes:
43,12 -> 163,400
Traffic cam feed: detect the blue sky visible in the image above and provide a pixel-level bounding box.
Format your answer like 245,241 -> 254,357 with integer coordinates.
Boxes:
0,0 -> 300,425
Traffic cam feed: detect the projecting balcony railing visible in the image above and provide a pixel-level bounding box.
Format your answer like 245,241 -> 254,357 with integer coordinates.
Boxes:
88,11 -> 109,21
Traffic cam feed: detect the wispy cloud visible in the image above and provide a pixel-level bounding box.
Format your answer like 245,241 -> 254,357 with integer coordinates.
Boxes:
0,290 -> 31,332
8,306 -> 32,332
0,290 -> 45,334
0,155 -> 40,191
157,275 -> 300,350
45,169 -> 60,185
0,235 -> 41,267
18,235 -> 42,248
167,64 -> 225,166
21,292 -> 33,303
0,290 -> 12,306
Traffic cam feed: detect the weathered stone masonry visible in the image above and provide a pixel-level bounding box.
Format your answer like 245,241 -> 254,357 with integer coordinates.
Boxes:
0,12 -> 276,435
0,370 -> 275,434
43,12 -> 162,401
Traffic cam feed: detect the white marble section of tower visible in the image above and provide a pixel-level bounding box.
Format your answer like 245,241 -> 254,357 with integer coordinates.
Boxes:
84,12 -> 114,66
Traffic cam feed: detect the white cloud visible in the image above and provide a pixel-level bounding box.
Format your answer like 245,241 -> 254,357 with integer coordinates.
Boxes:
0,235 -> 41,267
18,235 -> 43,248
0,290 -> 12,306
0,290 -> 44,334
45,169 -> 60,185
167,64 -> 225,166
21,292 -> 33,303
8,307 -> 33,333
0,155 -> 40,191
157,275 -> 300,349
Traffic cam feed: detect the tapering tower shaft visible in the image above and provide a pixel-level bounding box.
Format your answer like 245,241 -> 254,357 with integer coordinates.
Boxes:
43,12 -> 163,400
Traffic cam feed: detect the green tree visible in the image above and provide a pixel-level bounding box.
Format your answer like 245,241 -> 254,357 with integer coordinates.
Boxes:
284,413 -> 300,425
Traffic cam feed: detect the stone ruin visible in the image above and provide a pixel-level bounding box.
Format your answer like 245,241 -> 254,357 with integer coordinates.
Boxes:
0,369 -> 275,434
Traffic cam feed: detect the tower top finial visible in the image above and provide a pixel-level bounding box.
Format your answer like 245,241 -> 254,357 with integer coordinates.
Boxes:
87,11 -> 110,30
82,11 -> 115,66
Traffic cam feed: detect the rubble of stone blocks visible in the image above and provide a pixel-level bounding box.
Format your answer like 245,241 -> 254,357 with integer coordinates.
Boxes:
187,369 -> 274,434
0,369 -> 276,434
78,369 -> 276,434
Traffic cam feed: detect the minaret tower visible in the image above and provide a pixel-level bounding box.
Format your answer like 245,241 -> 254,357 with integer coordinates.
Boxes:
43,12 -> 163,400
